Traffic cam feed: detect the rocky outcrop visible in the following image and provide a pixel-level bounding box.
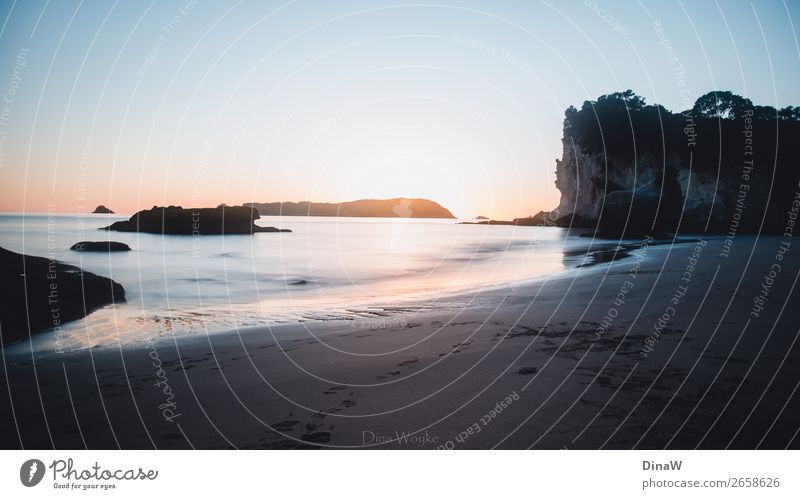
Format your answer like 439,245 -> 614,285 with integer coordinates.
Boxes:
514,211 -> 561,226
102,205 -> 290,235
0,246 -> 125,345
460,211 -> 555,227
551,91 -> 800,236
245,198 -> 455,219
460,220 -> 513,225
460,212 -> 558,226
70,241 -> 131,252
92,205 -> 114,214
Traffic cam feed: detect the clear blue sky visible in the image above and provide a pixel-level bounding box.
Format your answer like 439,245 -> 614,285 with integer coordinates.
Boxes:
1,0 -> 798,218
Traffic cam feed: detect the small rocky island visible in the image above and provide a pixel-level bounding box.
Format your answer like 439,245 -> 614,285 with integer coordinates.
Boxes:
70,241 -> 131,252
102,205 -> 290,235
92,205 -> 114,214
0,246 -> 125,344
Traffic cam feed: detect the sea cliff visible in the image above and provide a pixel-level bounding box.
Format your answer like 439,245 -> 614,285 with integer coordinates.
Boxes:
551,90 -> 800,236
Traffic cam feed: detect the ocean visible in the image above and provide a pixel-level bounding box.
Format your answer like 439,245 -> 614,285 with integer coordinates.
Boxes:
0,213 -> 606,351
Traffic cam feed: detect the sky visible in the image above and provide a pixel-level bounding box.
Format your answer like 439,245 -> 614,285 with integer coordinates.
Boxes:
0,0 -> 798,219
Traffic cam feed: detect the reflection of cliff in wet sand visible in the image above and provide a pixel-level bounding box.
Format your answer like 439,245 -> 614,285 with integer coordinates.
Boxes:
102,205 -> 291,235
0,246 -> 125,345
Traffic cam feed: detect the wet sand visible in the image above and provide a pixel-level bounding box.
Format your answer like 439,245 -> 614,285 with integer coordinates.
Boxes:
2,236 -> 799,449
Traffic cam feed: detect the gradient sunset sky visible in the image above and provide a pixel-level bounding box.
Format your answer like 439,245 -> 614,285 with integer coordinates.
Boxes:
1,0 -> 799,219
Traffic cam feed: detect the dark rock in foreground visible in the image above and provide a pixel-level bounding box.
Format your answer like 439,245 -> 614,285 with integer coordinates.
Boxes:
92,205 -> 114,214
70,241 -> 131,252
102,205 -> 290,235
0,246 -> 125,345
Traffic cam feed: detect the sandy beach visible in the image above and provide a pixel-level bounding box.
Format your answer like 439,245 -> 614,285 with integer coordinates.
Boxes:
2,235 -> 799,449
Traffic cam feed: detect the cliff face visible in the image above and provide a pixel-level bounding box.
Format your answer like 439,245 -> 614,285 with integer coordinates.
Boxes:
551,91 -> 800,235
554,144 -> 686,228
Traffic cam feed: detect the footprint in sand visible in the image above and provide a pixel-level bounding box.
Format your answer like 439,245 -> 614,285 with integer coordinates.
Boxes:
301,432 -> 331,444
271,420 -> 299,431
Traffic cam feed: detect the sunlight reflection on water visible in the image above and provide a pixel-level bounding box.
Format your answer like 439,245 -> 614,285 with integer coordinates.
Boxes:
0,213 -> 597,350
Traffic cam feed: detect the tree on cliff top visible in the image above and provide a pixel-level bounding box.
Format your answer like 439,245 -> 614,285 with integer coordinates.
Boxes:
692,91 -> 800,121
564,90 -> 800,156
692,91 -> 753,119
563,90 -> 677,159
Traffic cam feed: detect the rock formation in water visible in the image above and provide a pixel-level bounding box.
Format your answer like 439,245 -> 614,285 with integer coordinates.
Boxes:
550,90 -> 800,236
244,198 -> 455,219
0,246 -> 125,345
70,241 -> 131,252
460,211 -> 558,226
92,205 -> 114,214
102,205 -> 290,235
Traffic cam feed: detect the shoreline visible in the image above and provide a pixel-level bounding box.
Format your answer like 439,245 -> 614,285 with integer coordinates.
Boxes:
3,235 -> 798,449
4,231 -> 690,355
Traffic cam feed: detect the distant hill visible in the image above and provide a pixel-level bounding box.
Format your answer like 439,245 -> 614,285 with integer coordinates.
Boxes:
244,198 -> 455,219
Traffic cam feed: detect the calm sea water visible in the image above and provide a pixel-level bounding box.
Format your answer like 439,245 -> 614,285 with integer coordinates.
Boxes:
0,213 -> 600,350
